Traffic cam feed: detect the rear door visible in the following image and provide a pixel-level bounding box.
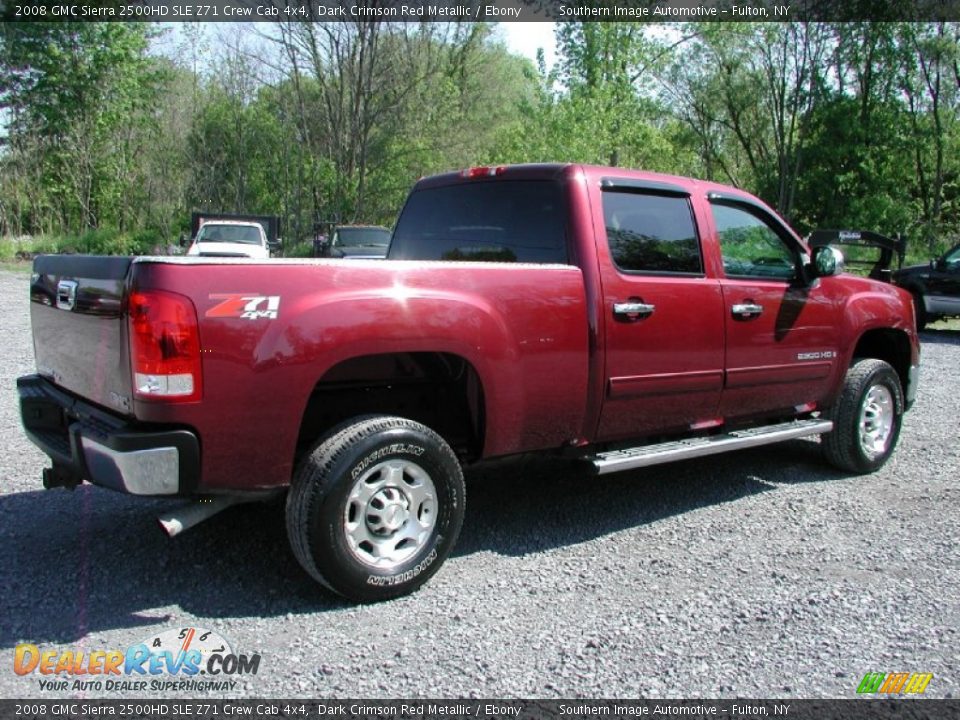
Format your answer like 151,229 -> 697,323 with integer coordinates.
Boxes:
595,181 -> 725,441
709,196 -> 840,419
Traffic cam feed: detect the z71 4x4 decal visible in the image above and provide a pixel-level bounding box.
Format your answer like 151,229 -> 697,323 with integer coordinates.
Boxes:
206,294 -> 280,320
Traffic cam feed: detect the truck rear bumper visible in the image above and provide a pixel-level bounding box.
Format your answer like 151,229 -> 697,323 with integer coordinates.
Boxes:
17,375 -> 199,496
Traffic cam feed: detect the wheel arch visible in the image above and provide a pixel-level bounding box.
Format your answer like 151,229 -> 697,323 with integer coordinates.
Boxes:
294,351 -> 487,468
850,327 -> 912,399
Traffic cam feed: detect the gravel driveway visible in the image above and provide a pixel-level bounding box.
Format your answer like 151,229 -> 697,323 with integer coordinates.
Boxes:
0,267 -> 957,699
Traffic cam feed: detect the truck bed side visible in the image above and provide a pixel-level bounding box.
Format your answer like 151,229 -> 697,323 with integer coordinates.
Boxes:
128,257 -> 589,491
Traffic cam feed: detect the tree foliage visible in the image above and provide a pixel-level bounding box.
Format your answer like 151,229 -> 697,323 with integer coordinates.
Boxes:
1,21 -> 958,258
666,22 -> 959,248
1,23 -> 166,233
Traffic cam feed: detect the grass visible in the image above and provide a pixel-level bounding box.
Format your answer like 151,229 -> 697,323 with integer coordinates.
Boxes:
0,236 -> 61,259
925,317 -> 960,331
904,235 -> 959,267
0,230 -> 176,261
283,240 -> 316,258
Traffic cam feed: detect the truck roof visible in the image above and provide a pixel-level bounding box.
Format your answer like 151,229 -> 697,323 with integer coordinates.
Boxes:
415,163 -> 765,203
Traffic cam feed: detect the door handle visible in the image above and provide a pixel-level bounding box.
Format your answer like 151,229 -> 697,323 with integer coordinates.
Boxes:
613,302 -> 655,318
731,303 -> 763,318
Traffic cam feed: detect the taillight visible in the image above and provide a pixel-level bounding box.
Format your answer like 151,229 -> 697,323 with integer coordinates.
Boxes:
461,166 -> 506,178
128,290 -> 202,403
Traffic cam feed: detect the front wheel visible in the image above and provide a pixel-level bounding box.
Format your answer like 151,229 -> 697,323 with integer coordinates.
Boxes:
822,358 -> 904,474
286,416 -> 466,602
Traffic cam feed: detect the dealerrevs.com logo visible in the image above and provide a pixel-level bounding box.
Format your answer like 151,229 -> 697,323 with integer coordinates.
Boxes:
856,672 -> 933,694
14,626 -> 261,692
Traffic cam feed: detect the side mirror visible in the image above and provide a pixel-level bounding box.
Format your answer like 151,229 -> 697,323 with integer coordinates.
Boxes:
931,258 -> 938,270
812,245 -> 844,278
178,233 -> 187,248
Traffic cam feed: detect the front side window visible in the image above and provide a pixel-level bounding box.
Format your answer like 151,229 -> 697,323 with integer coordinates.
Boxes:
602,191 -> 702,274
712,203 -> 797,280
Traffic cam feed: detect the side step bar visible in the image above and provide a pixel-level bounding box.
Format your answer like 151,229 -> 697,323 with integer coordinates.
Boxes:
589,419 -> 833,475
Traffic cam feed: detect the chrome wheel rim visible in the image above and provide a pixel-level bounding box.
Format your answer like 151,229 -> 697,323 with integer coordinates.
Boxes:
343,459 -> 437,570
859,384 -> 894,459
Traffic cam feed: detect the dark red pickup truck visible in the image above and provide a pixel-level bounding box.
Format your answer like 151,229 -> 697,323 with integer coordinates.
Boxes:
19,164 -> 919,601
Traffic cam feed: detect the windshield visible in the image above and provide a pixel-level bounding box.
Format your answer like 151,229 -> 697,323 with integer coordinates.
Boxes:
196,224 -> 262,245
334,227 -> 391,248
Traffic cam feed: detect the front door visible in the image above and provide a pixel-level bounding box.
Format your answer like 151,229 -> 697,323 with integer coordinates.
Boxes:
709,198 -> 840,419
926,245 -> 960,316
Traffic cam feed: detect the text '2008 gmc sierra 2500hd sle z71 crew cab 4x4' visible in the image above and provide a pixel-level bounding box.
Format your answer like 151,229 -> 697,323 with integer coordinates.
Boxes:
19,164 -> 920,602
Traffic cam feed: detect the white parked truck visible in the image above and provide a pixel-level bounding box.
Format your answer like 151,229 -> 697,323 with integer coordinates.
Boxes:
186,212 -> 281,259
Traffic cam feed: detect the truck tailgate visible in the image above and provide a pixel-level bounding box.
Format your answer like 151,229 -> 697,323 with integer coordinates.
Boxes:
30,255 -> 134,415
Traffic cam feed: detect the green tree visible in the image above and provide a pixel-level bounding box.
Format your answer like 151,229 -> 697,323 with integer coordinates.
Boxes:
1,22 -> 165,234
504,23 -> 696,174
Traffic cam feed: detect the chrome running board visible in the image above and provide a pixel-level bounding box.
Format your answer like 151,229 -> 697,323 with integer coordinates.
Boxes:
589,419 -> 833,475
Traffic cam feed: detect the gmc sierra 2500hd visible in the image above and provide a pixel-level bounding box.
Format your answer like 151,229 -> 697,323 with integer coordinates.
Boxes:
18,164 -> 920,601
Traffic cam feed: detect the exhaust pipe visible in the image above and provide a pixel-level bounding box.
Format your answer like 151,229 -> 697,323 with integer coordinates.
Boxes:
158,496 -> 249,538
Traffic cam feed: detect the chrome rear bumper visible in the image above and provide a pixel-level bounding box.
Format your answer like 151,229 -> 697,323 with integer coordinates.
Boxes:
18,375 -> 199,496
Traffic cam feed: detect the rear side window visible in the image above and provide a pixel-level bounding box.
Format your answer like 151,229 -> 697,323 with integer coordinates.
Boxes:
389,181 -> 568,264
602,191 -> 702,274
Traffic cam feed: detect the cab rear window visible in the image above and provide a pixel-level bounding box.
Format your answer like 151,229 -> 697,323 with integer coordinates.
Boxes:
389,181 -> 568,264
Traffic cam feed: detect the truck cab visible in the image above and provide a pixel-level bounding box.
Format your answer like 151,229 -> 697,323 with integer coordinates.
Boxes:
895,243 -> 960,329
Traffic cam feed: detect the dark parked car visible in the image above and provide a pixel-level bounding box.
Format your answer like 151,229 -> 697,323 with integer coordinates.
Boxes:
324,225 -> 392,258
895,243 -> 960,330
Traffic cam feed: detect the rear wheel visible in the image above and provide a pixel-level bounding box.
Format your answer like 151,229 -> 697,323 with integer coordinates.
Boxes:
822,359 -> 904,474
286,415 -> 465,602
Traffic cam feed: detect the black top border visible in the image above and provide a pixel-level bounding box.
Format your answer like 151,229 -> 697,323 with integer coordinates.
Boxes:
2,0 -> 960,22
